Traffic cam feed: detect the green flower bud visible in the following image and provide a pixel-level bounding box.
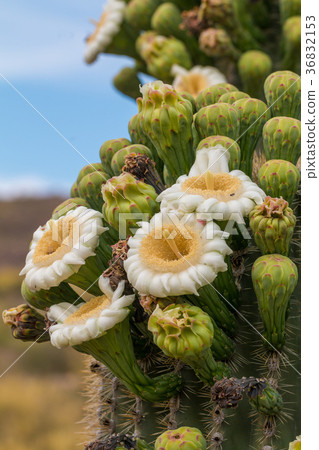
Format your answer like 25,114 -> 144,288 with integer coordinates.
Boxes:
196,82 -> 238,109
136,32 -> 192,82
249,196 -> 296,255
21,280 -> 81,310
125,0 -> 161,31
111,144 -> 153,176
193,102 -> 240,143
238,50 -> 272,98
279,0 -> 301,23
99,138 -> 131,175
258,159 -> 300,205
200,0 -> 258,51
263,116 -> 301,165
149,304 -> 231,383
264,71 -> 301,119
70,181 -> 79,198
196,135 -> 241,170
78,171 -> 108,212
218,90 -> 250,104
151,2 -> 198,57
2,304 -> 49,343
102,172 -> 159,237
76,163 -> 107,184
113,67 -> 142,100
233,98 -> 270,176
155,426 -> 207,450
252,254 -> 298,349
52,197 -> 90,220
137,81 -> 194,181
249,385 -> 283,416
199,28 -> 240,60
282,16 -> 301,74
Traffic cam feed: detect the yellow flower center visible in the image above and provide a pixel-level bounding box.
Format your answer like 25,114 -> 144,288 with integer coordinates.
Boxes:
139,224 -> 201,273
181,172 -> 242,202
175,73 -> 210,96
33,218 -> 78,266
64,294 -> 111,325
87,10 -> 109,44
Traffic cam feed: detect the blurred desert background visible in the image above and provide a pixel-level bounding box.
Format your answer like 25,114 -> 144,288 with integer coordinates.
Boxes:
0,196 -> 90,449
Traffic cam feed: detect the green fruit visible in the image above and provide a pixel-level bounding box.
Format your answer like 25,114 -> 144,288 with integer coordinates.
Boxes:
249,385 -> 283,416
102,172 -> 159,238
155,426 -> 207,449
252,254 -> 298,349
111,144 -> 153,176
99,138 -> 131,175
52,197 -> 89,220
263,116 -> 301,165
113,67 -> 142,99
196,82 -> 238,109
238,50 -> 272,98
264,71 -> 301,119
149,303 -> 231,383
196,135 -> 241,170
258,159 -> 300,205
218,90 -> 250,104
125,0 -> 161,31
249,196 -> 296,255
136,32 -> 192,82
233,98 -> 270,176
194,102 -> 240,143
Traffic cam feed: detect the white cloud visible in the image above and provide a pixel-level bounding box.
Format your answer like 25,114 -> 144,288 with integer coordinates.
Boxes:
0,175 -> 69,200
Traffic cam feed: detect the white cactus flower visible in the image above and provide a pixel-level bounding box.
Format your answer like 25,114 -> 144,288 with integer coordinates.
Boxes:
20,206 -> 106,292
171,64 -> 227,96
48,277 -> 135,348
124,211 -> 232,298
157,146 -> 265,223
84,0 -> 126,64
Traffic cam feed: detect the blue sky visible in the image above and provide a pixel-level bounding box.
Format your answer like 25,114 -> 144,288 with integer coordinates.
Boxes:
0,0 -> 151,199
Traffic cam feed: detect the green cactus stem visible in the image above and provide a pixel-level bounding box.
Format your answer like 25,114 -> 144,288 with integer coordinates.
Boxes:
137,81 -> 195,181
52,197 -> 89,220
196,135 -> 241,171
263,116 -> 301,165
122,153 -> 165,194
102,172 -> 159,238
233,97 -> 270,176
99,138 -> 131,175
249,196 -> 296,256
149,304 -> 232,384
252,254 -> 298,350
258,159 -> 300,205
155,426 -> 207,449
111,144 -> 153,176
113,67 -> 142,99
279,0 -> 301,23
193,102 -> 240,143
218,90 -> 250,105
282,16 -> 301,74
2,304 -> 49,343
264,71 -> 301,119
21,280 -> 81,310
196,82 -> 238,109
238,50 -> 272,98
74,316 -> 183,402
